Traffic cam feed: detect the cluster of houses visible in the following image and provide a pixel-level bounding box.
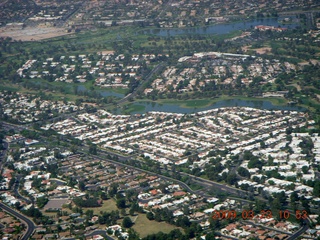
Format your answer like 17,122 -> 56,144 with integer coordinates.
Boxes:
254,25 -> 287,32
71,0 -> 318,28
221,221 -> 293,239
56,154 -> 168,193
46,106 -> 309,168
0,211 -> 24,239
138,181 -> 225,223
0,91 -> 83,123
16,52 -> 161,89
0,169 -> 14,191
301,28 -> 320,44
106,224 -> 129,239
145,51 -> 299,95
2,143 -> 316,239
233,129 -> 319,200
6,0 -> 315,31
2,100 -> 320,239
28,9 -> 69,21
16,60 -> 37,77
43,106 -> 320,208
221,215 -> 320,239
4,134 -> 25,144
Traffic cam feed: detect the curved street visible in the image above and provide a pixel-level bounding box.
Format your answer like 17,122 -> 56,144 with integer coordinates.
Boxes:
0,202 -> 35,240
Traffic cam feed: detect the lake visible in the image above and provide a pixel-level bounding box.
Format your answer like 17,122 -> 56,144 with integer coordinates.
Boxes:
77,85 -> 124,98
140,17 -> 299,37
118,99 -> 306,115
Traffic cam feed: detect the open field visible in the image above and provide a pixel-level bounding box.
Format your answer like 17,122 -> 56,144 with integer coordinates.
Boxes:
84,199 -> 118,215
102,87 -> 128,95
132,214 -> 180,238
0,81 -> 83,101
0,26 -> 73,41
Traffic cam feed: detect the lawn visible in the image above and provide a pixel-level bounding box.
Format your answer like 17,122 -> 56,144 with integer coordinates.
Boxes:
122,104 -> 146,114
132,214 -> 180,238
0,84 -> 18,92
183,99 -> 211,108
84,199 -> 118,215
151,98 -> 215,108
154,95 -> 289,108
104,87 -> 128,95
42,211 -> 58,218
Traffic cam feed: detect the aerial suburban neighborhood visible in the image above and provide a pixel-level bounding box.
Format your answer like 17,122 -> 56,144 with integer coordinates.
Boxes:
1,91 -> 320,239
1,0 -> 320,239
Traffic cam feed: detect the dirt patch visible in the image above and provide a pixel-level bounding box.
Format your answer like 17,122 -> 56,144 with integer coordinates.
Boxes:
242,45 -> 251,52
298,61 -> 310,66
310,59 -> 320,65
254,47 -> 272,54
0,26 -> 73,41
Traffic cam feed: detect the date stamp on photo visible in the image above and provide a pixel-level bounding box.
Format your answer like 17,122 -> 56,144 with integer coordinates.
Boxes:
212,209 -> 308,220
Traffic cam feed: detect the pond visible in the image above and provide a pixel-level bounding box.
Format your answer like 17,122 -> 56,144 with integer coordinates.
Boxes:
77,85 -> 124,98
140,17 -> 299,37
118,99 -> 306,115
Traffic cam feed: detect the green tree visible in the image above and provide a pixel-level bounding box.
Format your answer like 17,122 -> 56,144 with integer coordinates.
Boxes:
116,198 -> 126,209
54,149 -> 62,159
237,167 -> 250,178
79,181 -> 86,192
146,212 -> 154,220
313,180 -> 320,197
36,197 -> 48,208
254,199 -> 267,212
129,208 -> 135,216
128,228 -> 140,240
85,210 -> 94,219
206,232 -> 216,240
226,173 -> 237,185
122,216 -> 133,228
302,166 -> 309,174
89,144 -> 97,155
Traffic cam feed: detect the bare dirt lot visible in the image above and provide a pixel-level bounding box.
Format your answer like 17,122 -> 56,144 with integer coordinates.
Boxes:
254,47 -> 272,54
0,26 -> 73,41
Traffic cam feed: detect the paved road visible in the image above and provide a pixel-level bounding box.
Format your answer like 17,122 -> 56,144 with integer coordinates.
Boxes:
13,175 -> 32,204
287,221 -> 310,240
79,149 -> 200,196
180,172 -> 248,197
117,63 -> 165,105
1,121 -> 28,132
0,202 -> 35,240
85,144 -> 242,197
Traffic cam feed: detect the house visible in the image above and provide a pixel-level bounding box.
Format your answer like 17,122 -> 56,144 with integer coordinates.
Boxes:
190,212 -> 206,220
173,191 -> 187,197
107,224 -> 122,234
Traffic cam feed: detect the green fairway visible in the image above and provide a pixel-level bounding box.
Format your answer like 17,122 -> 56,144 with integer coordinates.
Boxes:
152,96 -> 289,108
132,214 -> 180,238
84,199 -> 118,215
122,104 -> 145,114
184,99 -> 211,107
